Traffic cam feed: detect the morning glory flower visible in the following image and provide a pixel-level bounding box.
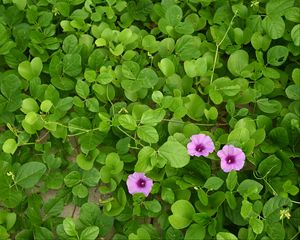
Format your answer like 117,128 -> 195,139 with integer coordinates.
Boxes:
187,134 -> 215,157
126,172 -> 153,197
217,145 -> 245,172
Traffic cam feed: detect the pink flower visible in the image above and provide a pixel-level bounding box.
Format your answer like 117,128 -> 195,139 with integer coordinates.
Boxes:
217,145 -> 245,172
187,134 -> 215,157
126,172 -> 153,197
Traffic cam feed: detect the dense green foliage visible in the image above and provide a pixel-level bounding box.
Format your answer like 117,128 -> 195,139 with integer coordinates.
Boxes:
0,0 -> 299,239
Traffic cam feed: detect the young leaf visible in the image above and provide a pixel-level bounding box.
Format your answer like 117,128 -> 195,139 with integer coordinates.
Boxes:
80,226 -> 99,240
63,218 -> 77,237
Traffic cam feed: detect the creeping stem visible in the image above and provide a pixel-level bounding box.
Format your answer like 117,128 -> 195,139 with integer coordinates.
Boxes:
210,11 -> 239,84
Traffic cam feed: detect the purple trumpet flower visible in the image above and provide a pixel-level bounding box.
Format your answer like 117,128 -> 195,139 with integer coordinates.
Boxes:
217,145 -> 245,172
187,134 -> 215,157
126,172 -> 153,197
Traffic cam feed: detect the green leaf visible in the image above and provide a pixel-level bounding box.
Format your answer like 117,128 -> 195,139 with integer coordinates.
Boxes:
286,85 -> 300,100
235,117 -> 256,134
266,0 -> 295,16
12,0 -> 27,10
80,226 -> 99,240
76,80 -> 90,99
15,162 -> 47,189
105,152 -> 123,174
168,200 -> 195,229
204,106 -> 218,121
226,171 -> 237,191
162,187 -> 175,204
0,225 -> 9,239
203,177 -> 224,191
79,131 -> 104,152
63,217 -> 77,237
21,98 -> 39,114
291,24 -> 300,46
5,212 -> 17,230
228,128 -> 250,146
18,57 -> 43,81
64,171 -> 81,187
225,191 -> 237,209
76,153 -> 94,171
292,68 -> 300,86
0,182 -> 22,208
72,184 -> 88,198
175,35 -> 201,60
258,155 -> 282,177
63,34 -> 79,54
249,217 -> 264,234
265,222 -> 285,240
263,196 -> 292,222
209,89 -> 223,105
216,232 -> 238,240
103,187 -> 127,216
251,129 -> 266,145
284,7 -> 300,22
227,50 -> 249,76
1,74 -> 21,99
137,125 -> 159,143
34,227 -> 54,240
165,5 -> 182,26
40,100 -> 53,112
135,146 -> 156,172
129,228 -> 151,240
63,53 -> 82,77
267,45 -> 289,66
262,15 -> 285,39
137,68 -> 159,88
257,98 -> 282,114
184,224 -> 205,240
122,61 -> 140,79
184,94 -> 205,120
144,199 -> 162,213
142,35 -> 159,53
251,32 -> 272,51
118,114 -> 137,130
158,58 -> 175,77
82,168 -> 100,187
241,199 -> 253,219
237,179 -> 263,199
140,109 -> 166,126
85,98 -> 100,112
255,77 -> 275,95
184,58 -> 207,78
197,188 -> 208,206
2,138 -> 18,154
269,127 -> 289,146
158,140 -> 190,168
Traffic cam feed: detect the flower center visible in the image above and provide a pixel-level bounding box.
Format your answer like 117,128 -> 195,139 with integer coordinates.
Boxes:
225,155 -> 235,164
137,179 -> 146,188
195,144 -> 205,153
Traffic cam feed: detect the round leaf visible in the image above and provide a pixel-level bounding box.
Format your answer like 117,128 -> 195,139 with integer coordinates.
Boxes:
267,45 -> 289,66
168,200 -> 195,229
158,140 -> 190,168
2,138 -> 18,154
16,162 -> 47,189
137,125 -> 159,143
227,50 -> 249,76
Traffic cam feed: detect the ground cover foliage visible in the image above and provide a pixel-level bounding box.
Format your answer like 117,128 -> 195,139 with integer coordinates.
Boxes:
0,0 -> 299,239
